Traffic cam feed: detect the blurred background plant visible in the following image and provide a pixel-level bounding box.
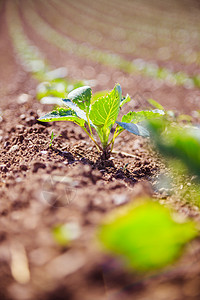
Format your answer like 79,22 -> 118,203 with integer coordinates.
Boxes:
148,119 -> 200,206
98,198 -> 198,272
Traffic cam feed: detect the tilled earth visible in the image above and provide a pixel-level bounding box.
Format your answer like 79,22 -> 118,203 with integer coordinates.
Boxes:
1,0 -> 200,299
1,89 -> 200,300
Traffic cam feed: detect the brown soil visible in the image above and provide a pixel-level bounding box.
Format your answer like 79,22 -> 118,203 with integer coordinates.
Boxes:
1,1 -> 200,300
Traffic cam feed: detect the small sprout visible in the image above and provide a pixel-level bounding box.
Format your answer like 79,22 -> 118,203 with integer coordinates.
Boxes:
98,199 -> 197,271
38,84 -> 164,157
49,131 -> 57,148
124,162 -> 129,170
121,163 -> 129,172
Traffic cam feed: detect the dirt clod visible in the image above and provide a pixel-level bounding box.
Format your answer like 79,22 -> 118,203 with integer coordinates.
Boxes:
32,162 -> 46,173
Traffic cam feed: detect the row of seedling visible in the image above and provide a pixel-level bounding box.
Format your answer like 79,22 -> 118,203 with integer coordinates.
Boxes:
6,0 -> 85,104
22,0 -> 200,88
65,0 -> 200,66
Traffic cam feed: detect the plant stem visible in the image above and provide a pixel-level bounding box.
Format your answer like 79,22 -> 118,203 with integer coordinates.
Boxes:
82,127 -> 102,152
110,126 -> 119,152
86,112 -> 94,138
85,112 -> 101,152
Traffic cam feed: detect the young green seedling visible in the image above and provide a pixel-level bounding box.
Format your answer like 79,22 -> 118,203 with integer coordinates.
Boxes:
49,131 -> 57,147
121,163 -> 129,173
38,84 -> 164,156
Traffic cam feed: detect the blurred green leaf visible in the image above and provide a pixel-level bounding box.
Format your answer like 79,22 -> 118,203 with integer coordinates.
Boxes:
98,200 -> 197,271
36,79 -> 84,102
148,119 -> 200,179
52,225 -> 69,246
147,99 -> 164,110
36,79 -> 68,100
192,75 -> 200,88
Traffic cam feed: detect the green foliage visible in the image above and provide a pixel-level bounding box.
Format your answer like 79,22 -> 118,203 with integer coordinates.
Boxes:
36,79 -> 84,101
38,84 -> 164,153
116,122 -> 150,137
116,110 -> 165,136
98,199 -> 197,271
67,86 -> 92,112
89,87 -> 120,127
148,119 -> 200,180
39,107 -> 86,128
89,85 -> 121,148
120,94 -> 131,108
121,110 -> 163,124
37,80 -> 67,100
192,75 -> 200,88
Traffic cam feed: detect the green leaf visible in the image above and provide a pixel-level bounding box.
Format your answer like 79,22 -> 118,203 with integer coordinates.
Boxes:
116,121 -> 149,137
89,84 -> 121,128
122,110 -> 165,124
148,99 -> 164,110
117,110 -> 164,135
36,79 -> 68,100
38,107 -> 85,127
98,200 -> 197,271
67,86 -> 92,112
120,94 -> 131,108
89,84 -> 121,148
115,84 -> 122,101
62,99 -> 88,123
51,131 -> 54,140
